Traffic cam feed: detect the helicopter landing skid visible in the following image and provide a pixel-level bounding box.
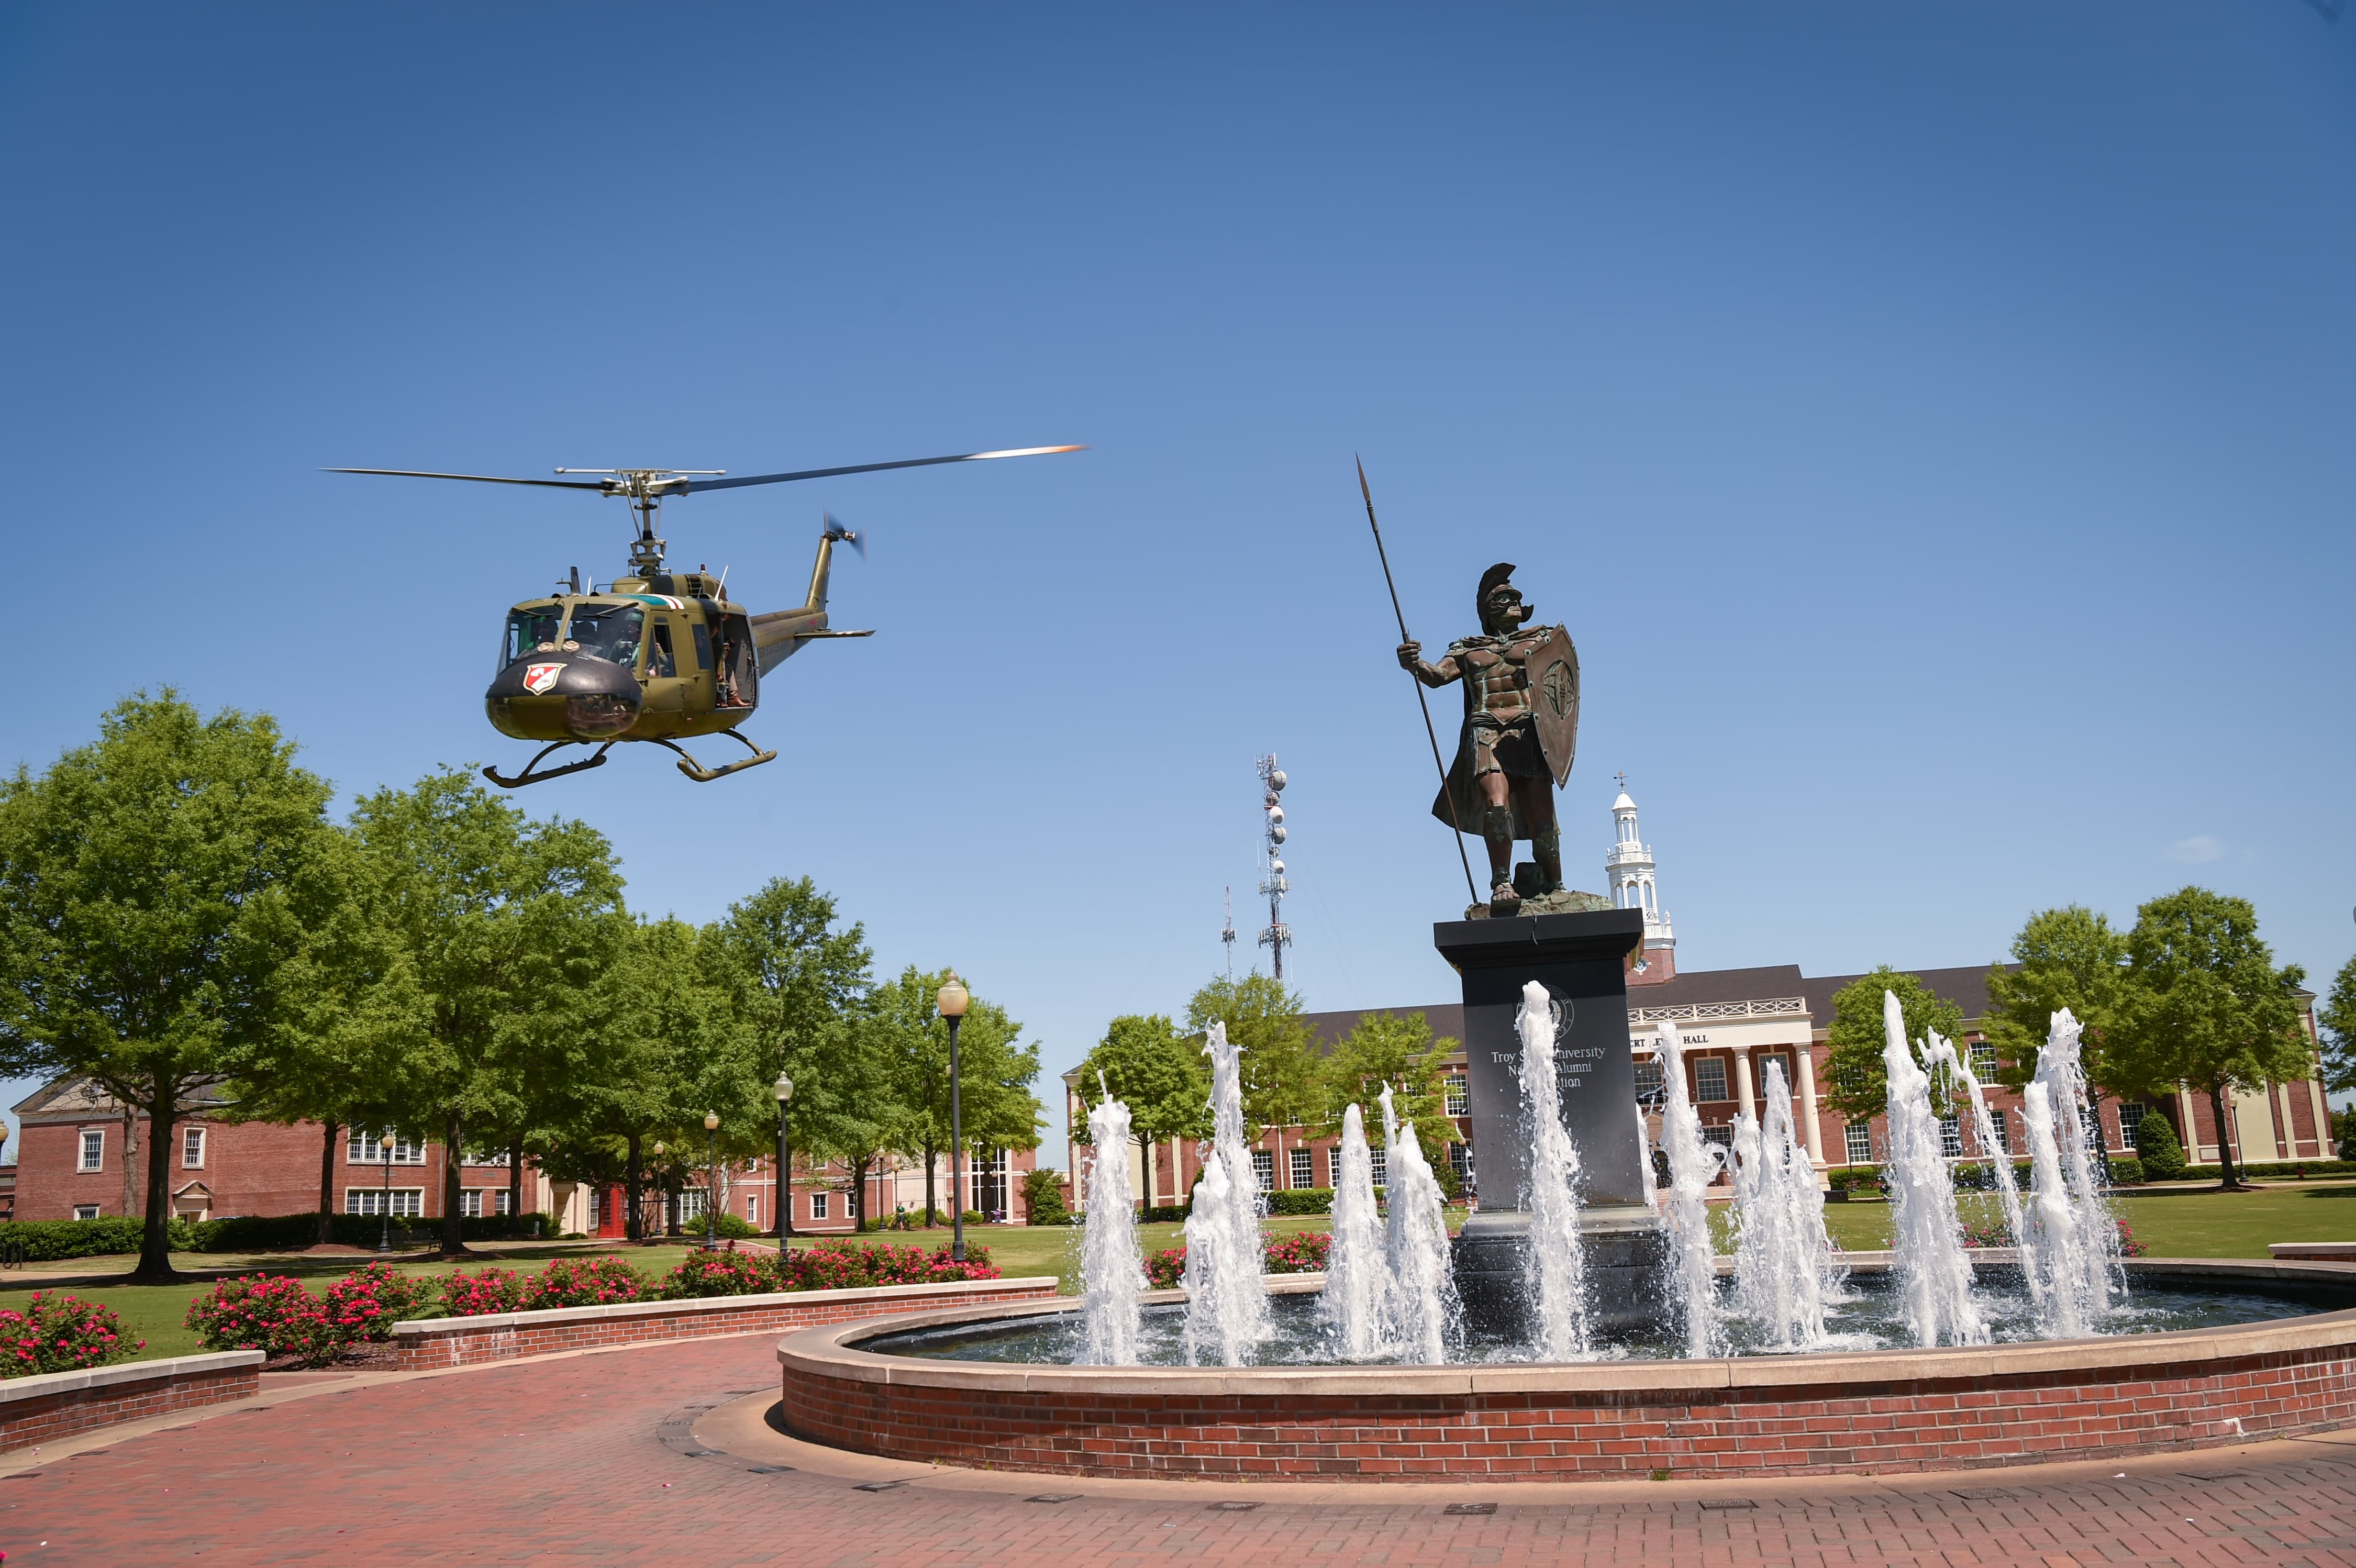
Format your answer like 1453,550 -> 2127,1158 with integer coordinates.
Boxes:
482,740 -> 617,789
649,729 -> 777,783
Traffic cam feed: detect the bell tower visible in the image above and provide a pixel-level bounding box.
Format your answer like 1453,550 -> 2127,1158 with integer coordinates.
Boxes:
1605,775 -> 1675,984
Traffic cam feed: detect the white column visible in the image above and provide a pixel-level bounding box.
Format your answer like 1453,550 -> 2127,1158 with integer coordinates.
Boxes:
1733,1050 -> 1757,1127
1795,1046 -> 1826,1169
2277,1083 -> 2299,1160
2309,1075 -> 2332,1160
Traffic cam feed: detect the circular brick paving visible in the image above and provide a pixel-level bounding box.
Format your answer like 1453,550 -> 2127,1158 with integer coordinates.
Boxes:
7,1328 -> 2356,1564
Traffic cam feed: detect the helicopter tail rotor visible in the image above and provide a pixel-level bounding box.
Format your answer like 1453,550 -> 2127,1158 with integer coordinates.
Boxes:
823,513 -> 866,558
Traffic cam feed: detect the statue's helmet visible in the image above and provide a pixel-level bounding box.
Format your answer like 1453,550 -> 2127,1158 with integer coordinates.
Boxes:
1476,561 -> 1518,632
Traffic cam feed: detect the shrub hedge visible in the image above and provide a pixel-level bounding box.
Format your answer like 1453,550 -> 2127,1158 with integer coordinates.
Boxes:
2146,1159 -> 2356,1182
0,1292 -> 142,1377
1265,1188 -> 1334,1216
0,1210 -> 554,1260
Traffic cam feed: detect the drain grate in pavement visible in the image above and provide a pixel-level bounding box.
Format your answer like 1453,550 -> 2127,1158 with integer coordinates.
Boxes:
1027,1493 -> 1084,1504
853,1480 -> 907,1493
2183,1470 -> 2253,1481
1698,1499 -> 1757,1510
1442,1502 -> 1496,1516
747,1466 -> 794,1475
1951,1489 -> 2016,1501
1206,1501 -> 1260,1511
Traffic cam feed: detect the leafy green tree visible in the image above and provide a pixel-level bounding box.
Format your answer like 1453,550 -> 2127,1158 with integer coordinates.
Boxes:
0,695 -> 342,1280
705,876 -> 873,1229
2108,886 -> 2309,1191
1821,968 -> 1966,1124
2319,954 -> 2356,1098
216,827 -> 431,1243
876,967 -> 1042,1225
2135,1108 -> 2186,1179
1314,1010 -> 1460,1191
1186,973 -> 1317,1173
1074,1014 -> 1207,1202
1984,906 -> 2129,1091
350,769 -> 627,1256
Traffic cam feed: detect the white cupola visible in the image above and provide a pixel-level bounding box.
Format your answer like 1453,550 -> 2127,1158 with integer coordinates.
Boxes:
1604,776 -> 1674,960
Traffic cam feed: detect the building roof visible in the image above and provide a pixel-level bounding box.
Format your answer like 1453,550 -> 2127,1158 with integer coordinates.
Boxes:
1798,964 -> 2014,1029
1626,964 -> 1807,1010
12,1076 -> 229,1121
1303,1004 -> 1465,1054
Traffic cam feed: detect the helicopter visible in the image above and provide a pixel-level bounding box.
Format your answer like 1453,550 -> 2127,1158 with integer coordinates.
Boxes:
331,445 -> 1081,786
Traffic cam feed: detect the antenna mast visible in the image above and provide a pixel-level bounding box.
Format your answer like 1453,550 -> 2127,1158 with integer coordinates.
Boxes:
1221,886 -> 1237,979
1256,755 -> 1292,981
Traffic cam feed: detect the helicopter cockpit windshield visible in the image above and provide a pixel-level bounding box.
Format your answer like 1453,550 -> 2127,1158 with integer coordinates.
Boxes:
502,606 -> 564,668
560,603 -> 646,670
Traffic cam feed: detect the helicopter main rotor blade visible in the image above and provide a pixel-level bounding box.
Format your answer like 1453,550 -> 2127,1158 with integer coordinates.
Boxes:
683,444 -> 1084,493
323,468 -> 610,490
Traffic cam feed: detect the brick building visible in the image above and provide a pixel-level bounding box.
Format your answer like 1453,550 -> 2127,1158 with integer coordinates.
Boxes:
1062,786 -> 2334,1206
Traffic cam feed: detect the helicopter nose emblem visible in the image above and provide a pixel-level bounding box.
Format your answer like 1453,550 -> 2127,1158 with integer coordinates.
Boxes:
522,662 -> 564,695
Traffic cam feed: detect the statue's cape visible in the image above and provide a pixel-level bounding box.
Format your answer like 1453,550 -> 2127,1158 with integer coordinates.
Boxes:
1427,625 -> 1578,835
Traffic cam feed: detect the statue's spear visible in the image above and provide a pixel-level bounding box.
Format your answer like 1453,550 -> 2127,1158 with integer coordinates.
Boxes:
1357,457 -> 1480,905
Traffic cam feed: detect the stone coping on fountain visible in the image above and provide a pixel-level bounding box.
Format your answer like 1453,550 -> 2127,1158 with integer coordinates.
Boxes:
773,1259 -> 2356,1480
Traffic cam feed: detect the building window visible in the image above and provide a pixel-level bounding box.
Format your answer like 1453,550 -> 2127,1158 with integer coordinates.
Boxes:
1969,1040 -> 1998,1078
1844,1122 -> 1874,1164
73,1204 -> 101,1220
464,1148 -> 512,1168
1984,1109 -> 2008,1155
1250,1149 -> 1274,1191
680,1188 -> 709,1221
1939,1115 -> 1963,1159
1757,1052 -> 1792,1094
346,1188 -> 423,1217
78,1129 -> 105,1172
496,1190 -> 513,1216
1289,1147 -> 1313,1189
1443,1077 -> 1468,1116
809,1191 -> 829,1220
1448,1143 -> 1471,1183
2081,1107 -> 2103,1152
1694,1058 -> 1729,1104
1368,1146 -> 1388,1188
1701,1125 -> 1734,1152
182,1127 -> 206,1168
745,1194 -> 758,1226
348,1132 -> 425,1165
1632,1058 -> 1665,1105
461,1189 -> 485,1218
2120,1103 -> 2148,1150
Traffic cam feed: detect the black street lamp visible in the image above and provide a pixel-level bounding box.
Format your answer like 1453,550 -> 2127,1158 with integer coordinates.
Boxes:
702,1111 -> 720,1251
773,1073 -> 794,1246
937,972 -> 970,1263
377,1133 -> 393,1254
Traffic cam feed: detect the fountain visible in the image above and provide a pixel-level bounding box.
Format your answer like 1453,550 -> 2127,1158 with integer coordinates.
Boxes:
1179,1021 -> 1270,1365
1515,980 -> 1592,1359
1881,991 -> 1988,1345
2034,1007 -> 2123,1315
1318,1102 -> 1393,1357
1728,1058 -> 1839,1351
1378,1084 -> 1460,1364
1650,1019 -> 1723,1357
1076,1080 -> 1145,1365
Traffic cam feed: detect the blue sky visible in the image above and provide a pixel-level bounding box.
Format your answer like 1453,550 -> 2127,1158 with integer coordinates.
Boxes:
3,4 -> 2351,1166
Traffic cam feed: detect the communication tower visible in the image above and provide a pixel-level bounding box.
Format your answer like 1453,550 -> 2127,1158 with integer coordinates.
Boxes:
1221,886 -> 1237,980
1255,754 -> 1292,980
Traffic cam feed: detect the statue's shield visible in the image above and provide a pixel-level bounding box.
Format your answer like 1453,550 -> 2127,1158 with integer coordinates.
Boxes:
1528,625 -> 1580,786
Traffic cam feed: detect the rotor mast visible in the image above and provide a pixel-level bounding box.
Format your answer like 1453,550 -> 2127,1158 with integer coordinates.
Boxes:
552,469 -> 726,577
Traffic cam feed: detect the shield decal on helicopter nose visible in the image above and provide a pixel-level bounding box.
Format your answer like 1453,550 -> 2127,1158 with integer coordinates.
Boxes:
1527,625 -> 1580,787
523,662 -> 564,695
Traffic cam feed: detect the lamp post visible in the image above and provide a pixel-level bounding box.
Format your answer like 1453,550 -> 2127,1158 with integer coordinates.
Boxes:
652,1141 -> 667,1239
937,972 -> 970,1263
773,1074 -> 794,1247
702,1111 -> 720,1252
377,1132 -> 393,1254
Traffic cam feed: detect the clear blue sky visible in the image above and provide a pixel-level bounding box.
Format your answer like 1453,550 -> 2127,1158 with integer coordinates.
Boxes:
4,4 -> 2351,1167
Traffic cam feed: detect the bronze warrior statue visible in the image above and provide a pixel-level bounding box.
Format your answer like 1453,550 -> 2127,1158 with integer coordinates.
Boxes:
1397,562 -> 1582,915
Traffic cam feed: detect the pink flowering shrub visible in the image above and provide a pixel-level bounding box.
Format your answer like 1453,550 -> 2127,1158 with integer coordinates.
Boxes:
1262,1232 -> 1331,1274
186,1274 -> 350,1366
522,1256 -> 648,1309
779,1240 -> 998,1292
321,1262 -> 437,1341
439,1267 -> 527,1317
1144,1245 -> 1186,1288
662,1250 -> 780,1298
1,1292 -> 142,1378
1958,1218 -> 2149,1256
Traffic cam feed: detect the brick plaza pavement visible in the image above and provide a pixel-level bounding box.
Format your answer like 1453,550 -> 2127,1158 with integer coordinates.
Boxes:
6,1334 -> 2356,1566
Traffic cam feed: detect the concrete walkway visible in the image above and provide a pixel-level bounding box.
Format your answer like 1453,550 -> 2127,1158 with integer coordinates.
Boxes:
7,1331 -> 2355,1565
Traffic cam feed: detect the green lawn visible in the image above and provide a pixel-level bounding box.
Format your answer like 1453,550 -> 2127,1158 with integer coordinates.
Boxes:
18,1187 -> 2348,1367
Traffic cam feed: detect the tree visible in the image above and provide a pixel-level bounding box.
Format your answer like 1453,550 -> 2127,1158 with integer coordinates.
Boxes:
1185,973 -> 1317,1170
216,827 -> 431,1243
1820,968 -> 1966,1124
350,769 -> 626,1256
2108,886 -> 2308,1192
704,876 -> 873,1229
0,695 -> 342,1280
1314,1010 -> 1460,1191
876,967 -> 1043,1225
2319,954 -> 2356,1097
1074,1014 -> 1207,1202
1983,906 -> 2129,1091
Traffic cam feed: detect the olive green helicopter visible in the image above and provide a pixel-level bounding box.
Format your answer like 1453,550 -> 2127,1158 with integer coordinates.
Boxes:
331,445 -> 1081,786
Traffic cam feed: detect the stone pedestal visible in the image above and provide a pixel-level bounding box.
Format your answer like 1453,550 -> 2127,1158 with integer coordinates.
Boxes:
1436,907 -> 1671,1338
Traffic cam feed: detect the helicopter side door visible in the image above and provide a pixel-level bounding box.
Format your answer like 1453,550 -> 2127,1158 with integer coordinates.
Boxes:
713,610 -> 758,711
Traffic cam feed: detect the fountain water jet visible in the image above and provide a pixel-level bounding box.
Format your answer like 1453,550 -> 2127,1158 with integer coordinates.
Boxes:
2034,1008 -> 2121,1318
1077,1079 -> 1145,1365
1516,980 -> 1591,1360
1180,1021 -> 1271,1365
1319,1103 -> 1394,1358
1927,1030 -> 2040,1321
1881,991 -> 1988,1347
1729,1059 -> 1839,1351
1650,1020 -> 1722,1358
1379,1084 -> 1460,1364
